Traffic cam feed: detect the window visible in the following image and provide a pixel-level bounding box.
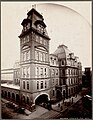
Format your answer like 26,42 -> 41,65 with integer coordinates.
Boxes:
63,79 -> 66,85
40,68 -> 43,75
53,79 -> 54,84
27,67 -> 30,78
39,52 -> 43,61
35,51 -> 39,60
45,68 -> 46,75
37,81 -> 39,89
52,59 -> 54,65
56,79 -> 58,85
23,81 -> 25,89
56,69 -> 58,75
62,60 -> 64,65
62,69 -> 65,75
26,51 -> 30,60
24,52 -> 26,61
45,81 -> 47,88
52,69 -> 55,76
41,81 -> 43,89
43,53 -> 45,61
23,68 -> 26,77
71,79 -> 73,84
37,67 -> 39,76
27,81 -> 29,90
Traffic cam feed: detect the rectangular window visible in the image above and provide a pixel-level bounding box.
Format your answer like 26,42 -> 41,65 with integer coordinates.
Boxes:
53,79 -> 54,84
26,51 -> 30,60
23,81 -> 25,89
23,68 -> 25,77
39,52 -> 43,61
37,81 -> 39,89
52,69 -> 55,76
56,79 -> 58,85
27,67 -> 30,78
37,67 -> 39,76
45,81 -> 47,88
41,81 -> 43,89
27,81 -> 29,90
56,69 -> 58,75
35,51 -> 39,60
45,68 -> 46,75
43,53 -> 45,61
40,68 -> 43,75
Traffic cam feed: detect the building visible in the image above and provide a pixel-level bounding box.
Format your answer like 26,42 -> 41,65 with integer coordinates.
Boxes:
1,8 -> 82,110
53,45 -> 82,99
82,67 -> 92,89
1,68 -> 14,83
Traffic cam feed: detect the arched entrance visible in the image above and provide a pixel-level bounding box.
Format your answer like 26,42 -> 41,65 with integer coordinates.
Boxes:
8,92 -> 10,99
12,93 -> 15,101
35,94 -> 49,105
5,91 -> 7,98
16,94 -> 19,102
63,90 -> 66,99
56,89 -> 62,100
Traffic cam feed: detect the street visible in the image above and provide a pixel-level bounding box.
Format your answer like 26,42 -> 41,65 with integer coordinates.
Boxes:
1,92 -> 92,119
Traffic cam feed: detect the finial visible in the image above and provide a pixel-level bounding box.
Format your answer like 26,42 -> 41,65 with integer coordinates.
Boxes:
32,4 -> 36,9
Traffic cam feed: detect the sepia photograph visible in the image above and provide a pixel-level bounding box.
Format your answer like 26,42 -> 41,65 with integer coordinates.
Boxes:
1,1 -> 92,119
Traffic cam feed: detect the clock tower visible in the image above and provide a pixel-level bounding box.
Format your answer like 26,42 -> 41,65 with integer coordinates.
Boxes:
19,8 -> 51,104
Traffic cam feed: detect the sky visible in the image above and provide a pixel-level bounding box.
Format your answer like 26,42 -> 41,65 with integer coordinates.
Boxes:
1,1 -> 92,71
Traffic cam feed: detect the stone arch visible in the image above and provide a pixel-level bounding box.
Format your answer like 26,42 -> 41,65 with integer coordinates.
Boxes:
8,92 -> 10,99
56,89 -> 62,100
5,91 -> 7,98
12,93 -> 15,101
16,94 -> 20,102
34,93 -> 50,104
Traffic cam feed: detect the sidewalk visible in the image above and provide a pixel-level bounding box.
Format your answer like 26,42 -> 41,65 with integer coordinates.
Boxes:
52,94 -> 82,112
39,94 -> 82,119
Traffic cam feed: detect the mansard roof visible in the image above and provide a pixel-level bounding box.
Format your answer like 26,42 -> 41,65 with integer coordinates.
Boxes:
53,44 -> 71,59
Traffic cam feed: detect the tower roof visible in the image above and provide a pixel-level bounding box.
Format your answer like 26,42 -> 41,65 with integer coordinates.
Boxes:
27,8 -> 43,19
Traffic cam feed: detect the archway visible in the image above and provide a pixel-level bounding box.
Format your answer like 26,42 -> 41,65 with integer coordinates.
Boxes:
35,94 -> 49,105
5,91 -> 7,98
8,92 -> 10,99
56,89 -> 62,100
12,93 -> 15,101
1,90 -> 3,97
63,90 -> 66,99
16,94 -> 19,102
